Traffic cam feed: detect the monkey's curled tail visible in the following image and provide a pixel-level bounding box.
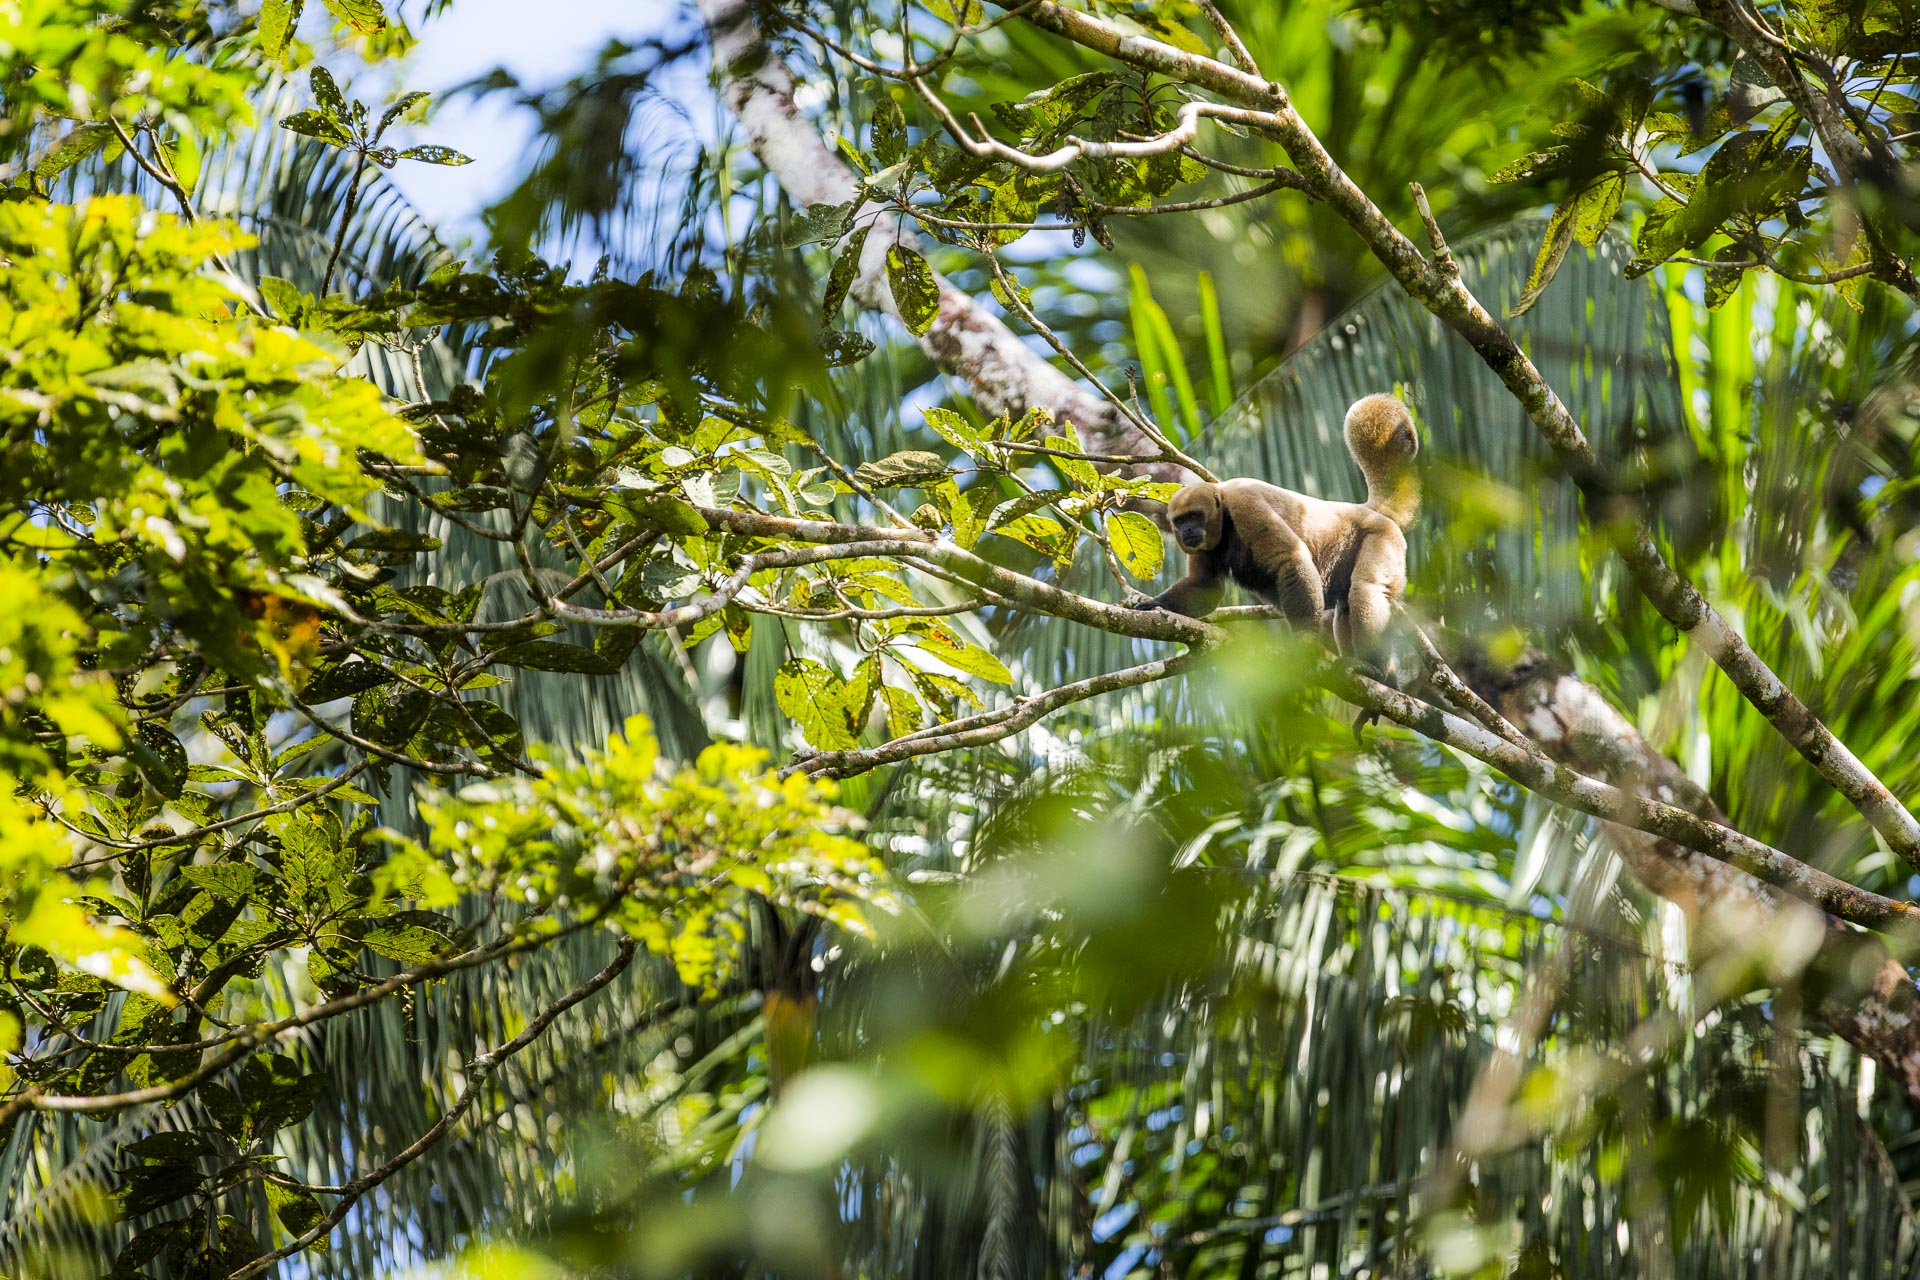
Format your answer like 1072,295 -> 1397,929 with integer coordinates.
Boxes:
1343,393 -> 1420,530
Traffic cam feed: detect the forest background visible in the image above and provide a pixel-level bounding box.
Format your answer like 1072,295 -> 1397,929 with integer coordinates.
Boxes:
8,1 -> 1920,1277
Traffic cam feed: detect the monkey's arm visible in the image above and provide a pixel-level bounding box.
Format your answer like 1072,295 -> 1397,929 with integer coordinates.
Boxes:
1133,552 -> 1224,617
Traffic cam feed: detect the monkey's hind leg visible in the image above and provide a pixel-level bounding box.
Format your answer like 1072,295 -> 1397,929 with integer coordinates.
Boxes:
1343,526 -> 1408,740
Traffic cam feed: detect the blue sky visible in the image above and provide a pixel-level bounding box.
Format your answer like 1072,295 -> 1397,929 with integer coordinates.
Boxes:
376,0 -> 695,244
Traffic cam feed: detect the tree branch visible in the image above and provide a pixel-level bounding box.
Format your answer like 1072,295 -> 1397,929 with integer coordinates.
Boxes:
696,0 -> 1194,483
1464,651 -> 1920,1099
227,940 -> 641,1279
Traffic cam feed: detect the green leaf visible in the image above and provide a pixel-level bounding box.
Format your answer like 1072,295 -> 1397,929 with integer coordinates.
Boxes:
885,245 -> 941,336
879,684 -> 921,737
257,275 -> 311,322
131,722 -> 189,799
180,865 -> 259,902
347,528 -> 441,554
922,405 -> 982,453
1627,196 -> 1688,276
299,658 -> 396,704
987,488 -> 1069,529
309,66 -> 349,118
1703,243 -> 1749,310
1043,434 -> 1099,487
923,0 -> 983,25
1487,146 -> 1573,185
490,641 -> 617,675
783,200 -> 855,248
821,224 -> 870,323
33,124 -> 113,183
361,922 -> 449,964
241,1052 -> 325,1137
270,810 -> 347,905
990,513 -> 1073,565
775,658 -> 858,750
320,0 -> 386,33
855,450 -> 950,489
1572,173 -> 1627,247
379,90 -> 430,133
160,126 -> 201,195
1510,199 -> 1577,318
610,490 -> 709,536
1107,510 -> 1165,579
280,109 -> 352,148
819,331 -> 875,367
906,624 -> 1012,685
259,0 -> 303,57
266,1183 -> 326,1238
398,144 -> 473,166
872,92 -> 907,166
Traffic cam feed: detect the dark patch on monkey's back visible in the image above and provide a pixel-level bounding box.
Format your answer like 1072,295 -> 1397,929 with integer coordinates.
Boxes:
1218,511 -> 1321,615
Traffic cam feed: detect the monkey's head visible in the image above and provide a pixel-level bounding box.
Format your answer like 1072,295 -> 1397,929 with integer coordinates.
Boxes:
1166,483 -> 1223,552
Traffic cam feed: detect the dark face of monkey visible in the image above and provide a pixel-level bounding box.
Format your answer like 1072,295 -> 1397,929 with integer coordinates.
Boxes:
1166,485 -> 1221,552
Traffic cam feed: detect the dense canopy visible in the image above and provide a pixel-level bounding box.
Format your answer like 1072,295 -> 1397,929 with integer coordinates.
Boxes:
7,2 -> 1920,1277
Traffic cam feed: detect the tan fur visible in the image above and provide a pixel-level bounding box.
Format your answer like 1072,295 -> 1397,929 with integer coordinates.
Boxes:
1135,394 -> 1422,673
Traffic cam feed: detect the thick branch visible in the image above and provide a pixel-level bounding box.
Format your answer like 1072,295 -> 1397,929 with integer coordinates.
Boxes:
1336,669 -> 1920,938
997,0 -> 1920,873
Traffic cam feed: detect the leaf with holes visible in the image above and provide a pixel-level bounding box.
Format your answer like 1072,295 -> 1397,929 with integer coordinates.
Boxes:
399,145 -> 473,166
855,450 -> 949,489
380,90 -> 429,133
310,66 -> 349,117
886,246 -> 941,336
872,92 -> 907,167
280,109 -> 351,148
321,0 -> 386,32
818,330 -> 875,367
775,658 -> 858,750
923,405 -> 982,454
1107,510 -> 1165,579
258,0 -> 303,55
131,722 -> 190,799
821,224 -> 870,322
1043,434 -> 1099,488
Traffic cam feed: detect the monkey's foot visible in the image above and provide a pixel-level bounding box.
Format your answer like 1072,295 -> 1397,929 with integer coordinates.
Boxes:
1351,706 -> 1382,743
1347,657 -> 1392,685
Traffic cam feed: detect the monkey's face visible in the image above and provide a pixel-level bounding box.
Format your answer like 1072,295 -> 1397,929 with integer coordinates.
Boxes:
1166,485 -> 1221,552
